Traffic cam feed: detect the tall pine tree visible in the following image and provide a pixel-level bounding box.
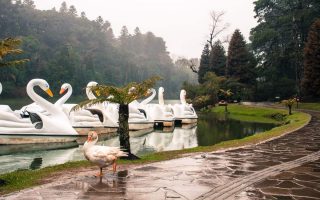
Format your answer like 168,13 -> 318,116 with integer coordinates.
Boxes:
209,40 -> 226,76
250,0 -> 320,99
59,1 -> 67,13
198,43 -> 210,84
301,19 -> 320,98
226,29 -> 252,84
68,5 -> 77,17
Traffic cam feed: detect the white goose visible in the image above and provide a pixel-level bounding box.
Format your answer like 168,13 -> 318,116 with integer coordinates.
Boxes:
83,131 -> 127,176
171,89 -> 198,124
0,79 -> 78,135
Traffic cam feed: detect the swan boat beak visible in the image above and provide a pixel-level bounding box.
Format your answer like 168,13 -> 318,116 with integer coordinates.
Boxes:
59,88 -> 65,95
45,89 -> 53,97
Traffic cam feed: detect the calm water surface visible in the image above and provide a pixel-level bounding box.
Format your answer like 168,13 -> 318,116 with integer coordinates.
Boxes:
0,112 -> 276,174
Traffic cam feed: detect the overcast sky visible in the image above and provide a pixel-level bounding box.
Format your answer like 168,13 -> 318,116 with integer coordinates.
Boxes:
33,0 -> 257,59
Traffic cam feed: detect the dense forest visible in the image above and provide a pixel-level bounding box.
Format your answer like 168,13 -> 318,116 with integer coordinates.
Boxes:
250,0 -> 320,100
182,0 -> 320,107
1,0 -> 319,105
0,0 -> 196,99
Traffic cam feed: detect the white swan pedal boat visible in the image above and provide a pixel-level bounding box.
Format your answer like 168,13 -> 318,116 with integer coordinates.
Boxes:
0,79 -> 79,144
87,81 -> 154,131
171,89 -> 198,124
58,82 -> 118,135
137,87 -> 175,127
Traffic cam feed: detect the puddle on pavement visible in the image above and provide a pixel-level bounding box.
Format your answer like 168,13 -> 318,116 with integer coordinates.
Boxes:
60,170 -> 129,197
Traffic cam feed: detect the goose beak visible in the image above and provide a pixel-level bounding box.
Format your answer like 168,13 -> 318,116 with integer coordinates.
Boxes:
87,136 -> 92,142
59,88 -> 65,95
45,89 -> 53,97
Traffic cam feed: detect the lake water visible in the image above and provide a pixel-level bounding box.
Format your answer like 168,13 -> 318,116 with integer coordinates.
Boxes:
0,112 -> 276,174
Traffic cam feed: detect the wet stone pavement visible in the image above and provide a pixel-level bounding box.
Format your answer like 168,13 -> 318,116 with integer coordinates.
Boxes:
236,159 -> 320,199
2,112 -> 320,200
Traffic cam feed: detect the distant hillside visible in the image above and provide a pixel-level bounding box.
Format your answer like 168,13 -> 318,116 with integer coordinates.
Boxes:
0,0 -> 196,98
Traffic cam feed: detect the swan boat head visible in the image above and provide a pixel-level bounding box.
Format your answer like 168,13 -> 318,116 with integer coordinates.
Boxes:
33,79 -> 53,97
158,87 -> 165,106
180,89 -> 187,104
159,87 -> 164,94
86,81 -> 98,100
59,83 -> 71,95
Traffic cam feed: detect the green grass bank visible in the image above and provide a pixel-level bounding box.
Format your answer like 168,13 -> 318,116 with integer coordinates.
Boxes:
210,104 -> 289,124
0,105 -> 311,195
294,102 -> 320,111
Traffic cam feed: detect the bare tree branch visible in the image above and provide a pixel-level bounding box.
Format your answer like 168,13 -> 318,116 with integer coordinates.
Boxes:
207,11 -> 229,49
221,34 -> 231,44
189,58 -> 199,73
175,57 -> 199,73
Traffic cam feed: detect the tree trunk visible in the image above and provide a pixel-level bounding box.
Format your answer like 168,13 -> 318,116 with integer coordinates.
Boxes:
288,105 -> 292,115
225,104 -> 228,113
118,104 -> 139,160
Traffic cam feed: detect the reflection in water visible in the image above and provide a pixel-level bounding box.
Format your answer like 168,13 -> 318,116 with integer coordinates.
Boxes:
0,141 -> 79,156
51,170 -> 129,198
0,113 -> 276,174
29,157 -> 42,170
196,113 -> 276,146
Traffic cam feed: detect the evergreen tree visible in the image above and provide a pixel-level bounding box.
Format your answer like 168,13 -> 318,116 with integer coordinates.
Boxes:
59,1 -> 67,13
301,19 -> 320,98
0,0 -> 196,98
119,26 -> 130,49
102,21 -> 114,41
134,27 -> 141,36
227,29 -> 251,84
120,26 -> 130,40
198,43 -> 210,84
96,16 -> 104,26
80,11 -> 87,19
132,27 -> 143,54
209,40 -> 226,76
68,5 -> 77,17
250,0 -> 320,100
23,0 -> 35,8
101,21 -> 111,32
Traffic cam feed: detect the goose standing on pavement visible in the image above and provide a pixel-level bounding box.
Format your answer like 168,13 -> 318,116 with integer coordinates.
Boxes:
83,131 -> 127,176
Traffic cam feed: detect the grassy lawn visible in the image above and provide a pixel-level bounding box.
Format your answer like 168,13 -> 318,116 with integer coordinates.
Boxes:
269,102 -> 320,112
210,104 -> 289,124
0,105 -> 311,195
295,102 -> 320,111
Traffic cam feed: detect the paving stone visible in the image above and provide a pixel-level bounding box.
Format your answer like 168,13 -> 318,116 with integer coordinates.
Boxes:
2,111 -> 320,200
